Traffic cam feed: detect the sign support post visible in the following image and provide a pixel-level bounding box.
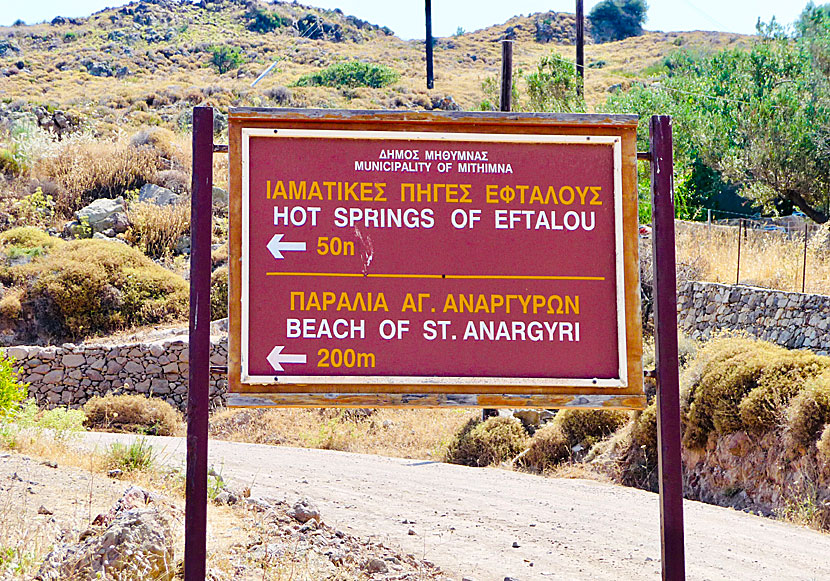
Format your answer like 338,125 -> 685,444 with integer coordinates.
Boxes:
649,115 -> 686,580
185,106 -> 213,581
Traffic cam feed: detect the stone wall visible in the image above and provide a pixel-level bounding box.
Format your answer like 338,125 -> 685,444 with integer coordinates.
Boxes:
5,281 -> 830,411
4,335 -> 228,411
677,281 -> 830,355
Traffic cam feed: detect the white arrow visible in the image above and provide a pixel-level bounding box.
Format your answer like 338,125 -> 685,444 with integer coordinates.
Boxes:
267,234 -> 306,259
267,346 -> 307,372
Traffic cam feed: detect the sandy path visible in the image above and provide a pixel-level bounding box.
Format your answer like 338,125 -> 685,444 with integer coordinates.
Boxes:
79,432 -> 830,581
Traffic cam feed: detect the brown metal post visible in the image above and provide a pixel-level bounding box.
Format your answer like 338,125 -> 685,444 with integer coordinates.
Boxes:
185,106 -> 213,581
736,219 -> 743,285
649,115 -> 686,581
425,0 -> 434,89
500,40 -> 513,112
803,223 -> 808,293
576,0 -> 584,96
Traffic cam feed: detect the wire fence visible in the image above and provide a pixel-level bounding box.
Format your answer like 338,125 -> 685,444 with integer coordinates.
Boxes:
674,210 -> 828,295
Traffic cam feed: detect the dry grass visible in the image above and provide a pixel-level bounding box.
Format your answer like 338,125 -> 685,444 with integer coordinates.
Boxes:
124,200 -> 190,260
210,408 -> 477,460
675,221 -> 830,294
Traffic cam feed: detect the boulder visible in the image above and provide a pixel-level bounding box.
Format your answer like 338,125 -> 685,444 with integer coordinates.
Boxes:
36,486 -> 179,581
212,186 -> 229,208
288,498 -> 321,524
139,183 -> 180,206
74,197 -> 128,234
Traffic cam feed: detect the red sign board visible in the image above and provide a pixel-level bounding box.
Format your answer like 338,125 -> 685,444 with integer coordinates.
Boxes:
228,110 -> 643,408
241,130 -> 624,382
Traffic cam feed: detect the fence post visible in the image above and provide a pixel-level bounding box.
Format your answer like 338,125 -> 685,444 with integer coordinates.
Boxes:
649,115 -> 686,581
736,219 -> 743,285
803,223 -> 808,293
185,106 -> 213,581
576,0 -> 584,96
500,40 -> 514,112
425,0 -> 434,89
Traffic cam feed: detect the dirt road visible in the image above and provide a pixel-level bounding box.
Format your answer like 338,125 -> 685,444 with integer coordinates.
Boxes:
80,432 -> 829,581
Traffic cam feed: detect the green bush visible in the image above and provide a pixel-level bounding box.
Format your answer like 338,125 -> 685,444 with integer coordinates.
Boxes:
0,148 -> 21,175
295,61 -> 399,89
682,336 -> 830,448
3,239 -> 188,339
0,226 -> 60,255
444,417 -> 529,467
588,0 -> 648,43
0,352 -> 27,418
83,394 -> 182,436
208,45 -> 244,74
106,437 -> 156,472
786,375 -> 830,446
210,266 -> 228,320
247,8 -> 286,33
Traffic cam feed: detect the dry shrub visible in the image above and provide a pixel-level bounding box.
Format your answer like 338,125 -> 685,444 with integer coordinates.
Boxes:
631,403 -> 658,459
444,416 -> 529,467
818,424 -> 830,462
5,239 -> 188,339
0,289 -> 23,319
785,374 -> 830,447
521,409 -> 630,472
521,423 -> 570,472
130,127 -> 189,168
211,266 -> 228,320
682,335 -> 830,448
32,138 -> 164,215
83,394 -> 182,436
124,201 -> 190,259
211,242 -> 228,268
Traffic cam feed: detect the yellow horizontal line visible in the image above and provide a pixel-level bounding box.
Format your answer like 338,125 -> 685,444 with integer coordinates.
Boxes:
266,272 -> 605,281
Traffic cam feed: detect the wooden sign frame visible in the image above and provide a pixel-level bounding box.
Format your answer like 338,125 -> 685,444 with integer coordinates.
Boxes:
226,108 -> 644,409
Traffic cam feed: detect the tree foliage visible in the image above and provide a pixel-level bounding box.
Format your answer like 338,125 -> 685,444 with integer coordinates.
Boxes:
589,0 -> 648,43
606,10 -> 830,223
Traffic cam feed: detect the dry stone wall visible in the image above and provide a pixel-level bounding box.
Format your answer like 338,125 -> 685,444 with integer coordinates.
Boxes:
5,281 -> 830,410
4,335 -> 228,411
677,281 -> 830,355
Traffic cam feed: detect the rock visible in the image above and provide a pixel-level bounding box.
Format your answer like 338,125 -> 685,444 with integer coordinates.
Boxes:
61,354 -> 85,368
365,558 -> 388,574
212,187 -> 229,208
86,61 -> 113,77
138,184 -> 180,207
74,197 -> 127,235
36,486 -> 179,581
244,497 -> 272,512
512,541 -> 520,548
213,490 -> 239,505
108,469 -> 123,478
432,95 -> 461,111
175,235 -> 191,255
288,498 -> 321,524
38,505 -> 54,515
512,409 -> 556,427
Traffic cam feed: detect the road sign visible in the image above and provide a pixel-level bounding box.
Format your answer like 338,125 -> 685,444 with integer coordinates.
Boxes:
227,109 -> 644,408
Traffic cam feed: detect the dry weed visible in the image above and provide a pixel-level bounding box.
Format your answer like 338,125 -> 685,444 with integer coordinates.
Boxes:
124,200 -> 191,259
210,408 -> 476,460
83,394 -> 184,437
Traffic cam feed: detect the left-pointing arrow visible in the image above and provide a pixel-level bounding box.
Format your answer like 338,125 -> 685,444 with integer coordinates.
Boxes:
267,234 -> 306,259
266,346 -> 307,372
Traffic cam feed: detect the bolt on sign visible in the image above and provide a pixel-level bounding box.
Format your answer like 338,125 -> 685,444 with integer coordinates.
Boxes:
227,109 -> 644,409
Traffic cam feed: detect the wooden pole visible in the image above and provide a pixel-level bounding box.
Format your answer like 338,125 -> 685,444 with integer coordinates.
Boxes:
576,0 -> 584,96
185,106 -> 213,581
500,40 -> 513,112
649,115 -> 686,581
425,0 -> 434,89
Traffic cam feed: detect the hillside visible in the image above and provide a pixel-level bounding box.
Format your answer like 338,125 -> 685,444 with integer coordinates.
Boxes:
0,0 -> 749,131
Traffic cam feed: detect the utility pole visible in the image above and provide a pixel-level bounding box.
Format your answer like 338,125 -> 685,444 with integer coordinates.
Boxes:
576,0 -> 584,96
425,0 -> 434,89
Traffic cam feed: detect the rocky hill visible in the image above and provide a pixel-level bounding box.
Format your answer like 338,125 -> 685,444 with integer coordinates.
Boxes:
0,0 -> 748,133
